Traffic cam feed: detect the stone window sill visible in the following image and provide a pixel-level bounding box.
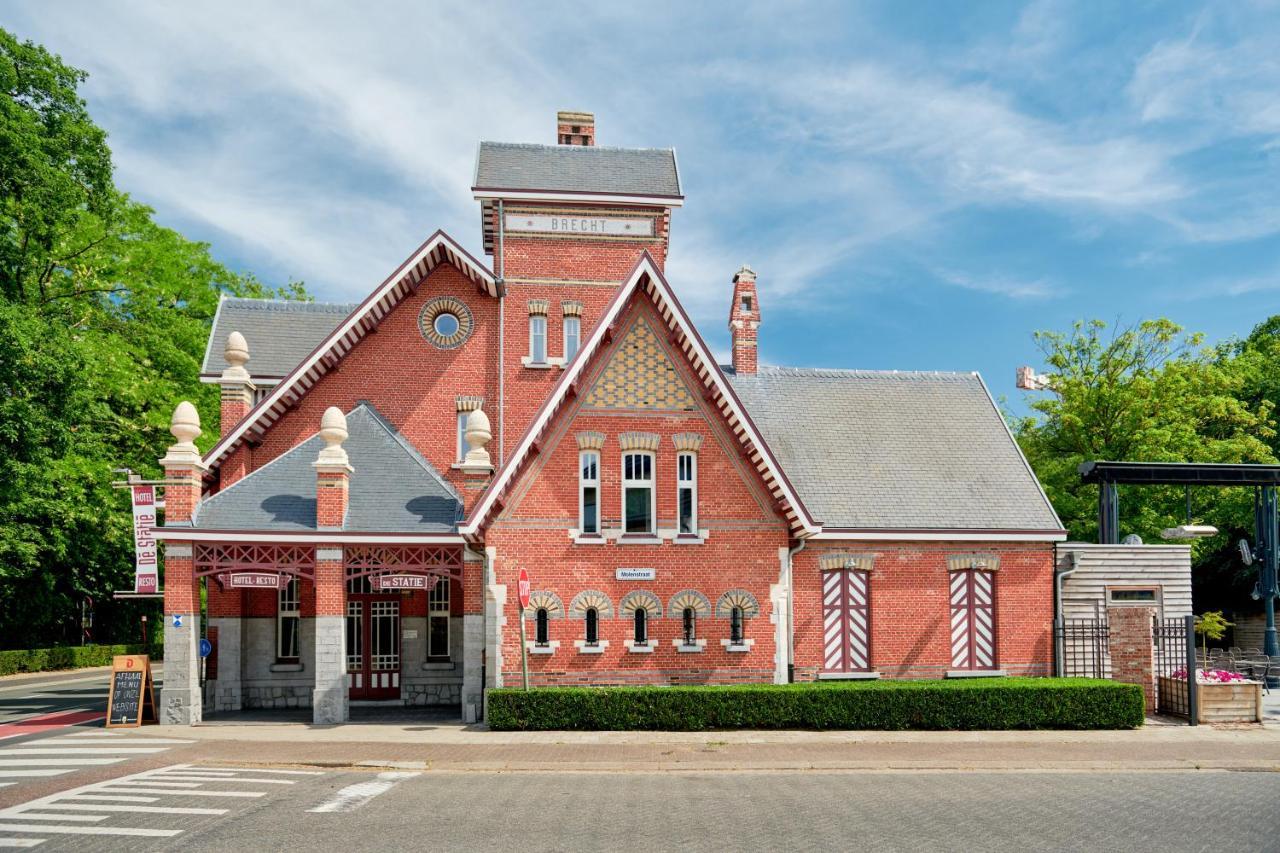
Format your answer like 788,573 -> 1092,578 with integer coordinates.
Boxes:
616,535 -> 662,546
269,662 -> 304,673
574,640 -> 609,654
720,639 -> 755,653
818,671 -> 880,680
624,640 -> 656,653
673,639 -> 706,653
671,534 -> 706,545
570,531 -> 607,545
946,669 -> 1007,679
422,661 -> 455,671
520,357 -> 564,369
526,641 -> 560,655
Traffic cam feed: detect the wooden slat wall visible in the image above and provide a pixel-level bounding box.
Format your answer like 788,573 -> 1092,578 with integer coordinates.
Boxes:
1057,544 -> 1193,621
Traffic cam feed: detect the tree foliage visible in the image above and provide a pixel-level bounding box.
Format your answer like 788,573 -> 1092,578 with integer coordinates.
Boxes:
0,29 -> 306,646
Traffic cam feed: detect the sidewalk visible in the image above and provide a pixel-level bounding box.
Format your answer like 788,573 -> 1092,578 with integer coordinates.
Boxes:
119,717 -> 1280,773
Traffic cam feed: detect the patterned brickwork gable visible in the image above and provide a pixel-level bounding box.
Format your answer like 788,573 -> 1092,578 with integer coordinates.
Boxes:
583,318 -> 695,410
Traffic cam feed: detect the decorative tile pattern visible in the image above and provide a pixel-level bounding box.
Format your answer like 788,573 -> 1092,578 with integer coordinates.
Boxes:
418,296 -> 473,350
619,590 -> 662,617
716,588 -> 760,618
584,319 -> 695,410
667,589 -> 711,618
568,589 -> 614,618
527,590 -> 565,618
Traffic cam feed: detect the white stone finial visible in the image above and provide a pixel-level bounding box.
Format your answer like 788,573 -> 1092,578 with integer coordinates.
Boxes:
221,331 -> 252,384
461,407 -> 493,470
313,406 -> 352,472
160,401 -> 207,470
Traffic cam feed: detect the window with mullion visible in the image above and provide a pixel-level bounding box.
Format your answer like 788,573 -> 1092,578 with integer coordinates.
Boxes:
529,315 -> 547,364
677,452 -> 697,535
277,577 -> 300,660
563,315 -> 581,361
622,452 -> 654,534
428,578 -> 450,659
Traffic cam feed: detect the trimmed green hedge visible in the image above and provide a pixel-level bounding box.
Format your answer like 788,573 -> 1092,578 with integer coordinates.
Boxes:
487,678 -> 1144,731
0,644 -> 160,677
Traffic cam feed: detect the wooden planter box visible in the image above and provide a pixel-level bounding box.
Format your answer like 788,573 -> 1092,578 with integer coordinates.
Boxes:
1158,676 -> 1263,723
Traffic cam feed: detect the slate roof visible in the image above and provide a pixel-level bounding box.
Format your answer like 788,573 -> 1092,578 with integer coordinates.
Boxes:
202,298 -> 358,379
728,367 -> 1063,531
474,142 -> 681,197
194,405 -> 462,533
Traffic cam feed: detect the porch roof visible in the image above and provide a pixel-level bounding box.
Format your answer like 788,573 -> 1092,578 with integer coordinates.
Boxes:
194,405 -> 462,533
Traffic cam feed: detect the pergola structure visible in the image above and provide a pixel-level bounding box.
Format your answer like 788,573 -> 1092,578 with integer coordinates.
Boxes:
1079,461 -> 1280,659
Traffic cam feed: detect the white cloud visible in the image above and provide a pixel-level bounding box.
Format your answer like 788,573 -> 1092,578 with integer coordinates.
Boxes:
934,269 -> 1063,300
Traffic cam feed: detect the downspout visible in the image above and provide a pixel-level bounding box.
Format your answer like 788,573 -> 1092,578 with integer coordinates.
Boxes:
1053,547 -> 1080,677
786,538 -> 807,683
497,199 -> 506,465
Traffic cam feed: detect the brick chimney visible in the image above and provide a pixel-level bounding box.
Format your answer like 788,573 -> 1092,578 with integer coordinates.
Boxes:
557,110 -> 595,146
729,265 -> 759,375
219,331 -> 255,438
313,407 -> 352,530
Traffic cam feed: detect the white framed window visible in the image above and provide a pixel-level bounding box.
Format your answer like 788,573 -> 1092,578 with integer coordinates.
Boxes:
529,315 -> 547,364
622,451 -> 655,534
277,577 -> 300,660
1109,587 -> 1160,605
580,451 -> 600,535
563,315 -> 581,361
428,578 -> 450,659
677,452 -> 697,535
456,411 -> 469,462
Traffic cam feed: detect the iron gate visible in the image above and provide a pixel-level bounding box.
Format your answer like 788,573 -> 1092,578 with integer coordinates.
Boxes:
1056,618 -> 1110,678
1153,615 -> 1199,723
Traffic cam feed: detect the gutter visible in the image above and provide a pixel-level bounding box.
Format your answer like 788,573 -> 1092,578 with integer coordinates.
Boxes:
498,199 -> 505,465
1053,547 -> 1081,677
785,538 -> 806,683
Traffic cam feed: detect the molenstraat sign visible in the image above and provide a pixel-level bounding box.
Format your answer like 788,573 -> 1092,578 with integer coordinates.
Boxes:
615,567 -> 656,581
505,214 -> 653,237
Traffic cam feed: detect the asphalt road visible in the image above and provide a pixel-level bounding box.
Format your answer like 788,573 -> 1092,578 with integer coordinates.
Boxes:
3,768 -> 1279,852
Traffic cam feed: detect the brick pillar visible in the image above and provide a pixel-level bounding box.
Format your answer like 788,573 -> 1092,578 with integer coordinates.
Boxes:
556,110 -> 595,146
313,406 -> 352,531
219,331 -> 256,488
1108,606 -> 1157,713
159,401 -> 207,726
312,548 -> 347,724
729,265 -> 759,375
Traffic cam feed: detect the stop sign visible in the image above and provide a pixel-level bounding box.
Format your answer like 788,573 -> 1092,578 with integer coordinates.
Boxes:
517,568 -> 531,610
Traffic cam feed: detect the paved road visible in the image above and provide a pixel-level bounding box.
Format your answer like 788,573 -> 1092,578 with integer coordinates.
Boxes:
2,768 -> 1278,851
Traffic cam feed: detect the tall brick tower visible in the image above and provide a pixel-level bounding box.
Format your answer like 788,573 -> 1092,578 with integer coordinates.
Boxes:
729,265 -> 759,375
472,111 -> 684,448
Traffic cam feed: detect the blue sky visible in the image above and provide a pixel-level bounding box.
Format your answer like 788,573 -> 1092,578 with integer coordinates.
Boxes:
4,1 -> 1278,412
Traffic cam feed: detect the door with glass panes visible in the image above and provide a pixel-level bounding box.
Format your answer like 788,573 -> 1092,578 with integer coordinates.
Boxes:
346,575 -> 401,700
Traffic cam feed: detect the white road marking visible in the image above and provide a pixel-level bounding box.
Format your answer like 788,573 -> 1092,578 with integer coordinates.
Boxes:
308,771 -> 419,814
93,787 -> 265,797
40,804 -> 228,816
0,814 -> 105,823
199,767 -> 323,775
108,780 -> 201,788
0,784 -> 13,788
0,824 -> 180,837
0,759 -> 127,767
63,795 -> 157,803
59,732 -> 122,738
13,743 -> 178,751
0,772 -> 69,779
155,775 -> 296,784
0,839 -> 46,847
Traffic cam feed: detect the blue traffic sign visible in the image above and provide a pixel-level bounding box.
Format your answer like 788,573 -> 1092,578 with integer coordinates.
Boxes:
171,614 -> 183,629
199,638 -> 212,658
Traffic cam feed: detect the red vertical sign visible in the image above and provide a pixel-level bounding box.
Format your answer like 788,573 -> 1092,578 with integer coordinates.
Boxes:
131,486 -> 159,594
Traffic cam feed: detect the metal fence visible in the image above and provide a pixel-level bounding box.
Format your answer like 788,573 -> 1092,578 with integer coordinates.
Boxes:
1153,615 -> 1199,724
1055,618 -> 1110,679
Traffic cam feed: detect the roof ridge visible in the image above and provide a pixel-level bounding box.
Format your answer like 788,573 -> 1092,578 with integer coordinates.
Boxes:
744,365 -> 978,380
477,141 -> 676,155
221,297 -> 358,311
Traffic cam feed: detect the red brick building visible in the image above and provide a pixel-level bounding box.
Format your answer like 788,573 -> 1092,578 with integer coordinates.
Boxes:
153,111 -> 1065,725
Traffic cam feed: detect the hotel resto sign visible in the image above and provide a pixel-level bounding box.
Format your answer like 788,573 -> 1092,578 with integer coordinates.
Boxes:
504,213 -> 653,238
225,572 -> 286,589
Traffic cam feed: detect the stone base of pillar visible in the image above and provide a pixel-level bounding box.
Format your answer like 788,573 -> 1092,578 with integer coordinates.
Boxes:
484,583 -> 506,691
461,614 -> 484,723
161,612 -> 202,726
312,615 -> 348,725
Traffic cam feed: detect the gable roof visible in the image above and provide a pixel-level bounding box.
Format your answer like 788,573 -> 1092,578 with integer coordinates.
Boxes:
201,297 -> 358,381
194,405 -> 462,533
729,367 -> 1064,534
460,253 -> 820,538
473,142 -> 682,198
202,230 -> 496,474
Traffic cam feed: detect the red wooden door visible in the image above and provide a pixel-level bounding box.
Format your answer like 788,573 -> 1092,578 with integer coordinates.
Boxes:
822,570 -> 871,673
949,570 -> 996,670
346,595 -> 401,700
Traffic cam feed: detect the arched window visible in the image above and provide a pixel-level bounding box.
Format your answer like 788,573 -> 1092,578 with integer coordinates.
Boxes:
633,607 -> 648,644
682,607 -> 697,645
730,606 -> 744,645
585,607 -> 599,646
535,608 -> 549,646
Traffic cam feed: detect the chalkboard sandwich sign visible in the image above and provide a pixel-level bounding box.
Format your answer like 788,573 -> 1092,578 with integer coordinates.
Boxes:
106,654 -> 157,728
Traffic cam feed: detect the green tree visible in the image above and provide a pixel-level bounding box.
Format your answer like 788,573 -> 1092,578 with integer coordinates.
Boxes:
0,28 -> 307,646
1014,319 -> 1275,555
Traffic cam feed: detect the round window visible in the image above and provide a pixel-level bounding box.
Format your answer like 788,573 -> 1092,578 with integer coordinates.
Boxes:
433,312 -> 460,338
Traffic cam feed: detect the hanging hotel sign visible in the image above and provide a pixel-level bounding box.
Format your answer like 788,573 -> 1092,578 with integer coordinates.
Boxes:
504,213 -> 653,238
131,486 -> 159,594
226,572 -> 286,589
373,574 -> 435,591
616,567 -> 656,581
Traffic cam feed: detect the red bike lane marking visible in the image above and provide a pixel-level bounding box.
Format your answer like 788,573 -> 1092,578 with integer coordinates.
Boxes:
0,709 -> 104,741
